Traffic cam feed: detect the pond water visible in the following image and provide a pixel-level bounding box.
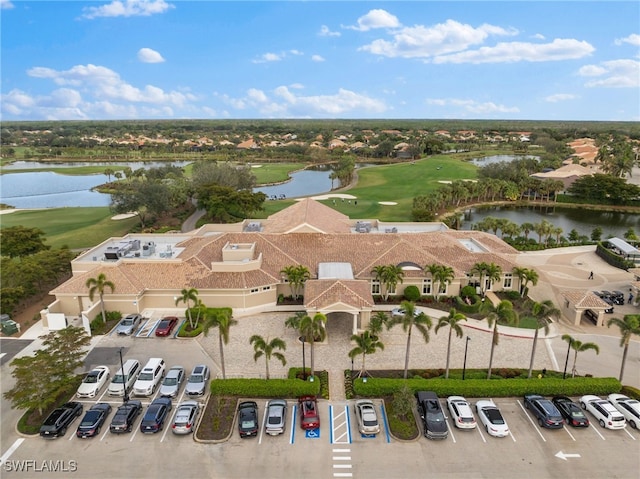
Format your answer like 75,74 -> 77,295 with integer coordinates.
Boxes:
2,160 -> 192,170
461,204 -> 640,238
254,167 -> 334,199
469,155 -> 540,166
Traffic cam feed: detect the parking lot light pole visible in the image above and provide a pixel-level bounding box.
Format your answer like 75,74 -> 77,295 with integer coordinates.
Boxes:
299,336 -> 307,380
562,337 -> 572,380
462,336 -> 471,380
118,347 -> 128,403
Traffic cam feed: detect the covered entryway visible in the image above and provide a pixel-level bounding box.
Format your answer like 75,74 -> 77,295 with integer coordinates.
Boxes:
560,290 -> 612,327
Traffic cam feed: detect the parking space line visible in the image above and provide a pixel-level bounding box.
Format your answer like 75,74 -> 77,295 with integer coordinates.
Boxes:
0,439 -> 24,466
379,403 -> 391,443
443,412 -> 457,443
289,405 -> 297,444
517,400 -> 546,442
623,428 -> 637,440
330,405 -> 351,444
588,425 -> 606,440
129,426 -> 139,442
476,426 -> 487,443
160,407 -> 178,442
100,425 -> 110,441
562,425 -> 576,441
259,402 -> 268,444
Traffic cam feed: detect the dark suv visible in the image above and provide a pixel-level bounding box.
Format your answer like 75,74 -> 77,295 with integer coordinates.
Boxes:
524,394 -> 564,429
140,397 -> 172,433
416,391 -> 448,440
40,402 -> 83,438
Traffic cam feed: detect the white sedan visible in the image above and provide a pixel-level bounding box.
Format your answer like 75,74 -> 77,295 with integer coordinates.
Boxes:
76,366 -> 110,399
580,395 -> 626,430
476,399 -> 509,437
447,396 -> 476,429
608,394 -> 640,429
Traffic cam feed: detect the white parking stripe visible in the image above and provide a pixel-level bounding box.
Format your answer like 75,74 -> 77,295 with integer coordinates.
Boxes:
562,425 -> 576,441
259,402 -> 268,444
333,456 -> 352,461
517,400 -> 546,442
623,428 -> 637,440
333,464 -> 352,468
589,424 -> 606,440
476,426 -> 487,443
0,439 -> 24,466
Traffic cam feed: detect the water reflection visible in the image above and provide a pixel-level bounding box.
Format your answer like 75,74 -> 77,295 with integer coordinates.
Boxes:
470,155 -> 540,166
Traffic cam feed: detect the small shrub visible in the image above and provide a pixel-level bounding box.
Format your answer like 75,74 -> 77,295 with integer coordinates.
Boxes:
504,290 -> 521,300
403,285 -> 421,302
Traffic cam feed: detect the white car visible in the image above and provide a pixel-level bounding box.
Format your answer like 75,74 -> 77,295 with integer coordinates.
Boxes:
608,394 -> 640,429
391,307 -> 419,317
447,396 -> 476,429
580,395 -> 626,429
355,399 -> 380,435
76,366 -> 110,399
476,399 -> 509,437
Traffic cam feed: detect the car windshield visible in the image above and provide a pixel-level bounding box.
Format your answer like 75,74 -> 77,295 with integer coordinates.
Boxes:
163,377 -> 177,386
571,410 -> 586,418
189,375 -> 203,383
241,419 -> 255,428
485,408 -> 505,424
121,319 -> 133,325
158,320 -> 170,327
84,374 -> 98,383
113,374 -> 125,383
138,372 -> 153,381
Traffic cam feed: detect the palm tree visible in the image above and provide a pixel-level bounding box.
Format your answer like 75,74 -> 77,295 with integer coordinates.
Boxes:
520,222 -> 535,241
284,311 -> 306,332
526,300 -> 560,378
249,335 -> 287,380
202,308 -> 238,380
561,334 -> 600,378
299,313 -> 327,379
512,266 -> 539,297
368,311 -> 388,337
426,264 -> 455,300
606,315 -> 640,381
348,331 -> 384,378
280,265 -> 311,301
386,300 -> 433,379
371,265 -> 388,299
484,263 -> 503,293
435,308 -> 466,379
470,262 -> 488,296
486,300 -> 519,379
175,287 -> 199,329
86,273 -> 115,323
371,264 -> 405,301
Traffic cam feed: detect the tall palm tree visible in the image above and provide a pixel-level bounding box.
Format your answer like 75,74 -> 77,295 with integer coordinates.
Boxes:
512,266 -> 539,297
424,263 -> 443,297
249,335 -> 287,380
85,273 -> 115,323
386,300 -> 433,379
606,315 -> 640,381
202,308 -> 238,380
371,265 -> 388,300
284,311 -> 306,332
368,311 -> 388,337
175,287 -> 199,329
435,308 -> 466,379
299,313 -> 327,379
348,331 -> 385,378
483,263 -> 503,293
561,334 -> 600,378
486,300 -> 519,379
526,300 -> 560,378
371,264 -> 405,301
280,265 -> 311,300
470,262 -> 488,296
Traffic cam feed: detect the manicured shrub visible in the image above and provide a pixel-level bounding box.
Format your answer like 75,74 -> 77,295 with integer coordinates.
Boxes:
621,385 -> 640,400
177,322 -> 203,337
403,285 -> 421,302
210,378 -> 320,398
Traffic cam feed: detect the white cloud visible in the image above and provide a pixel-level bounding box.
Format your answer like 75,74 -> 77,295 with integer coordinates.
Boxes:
289,50 -> 303,56
1,0 -> 14,9
544,93 -> 578,103
319,25 -> 340,37
579,59 -> 640,88
427,97 -> 519,114
252,52 -> 283,63
346,9 -> 400,32
433,38 -> 594,64
81,0 -> 174,19
223,86 -> 386,117
532,33 -> 545,40
360,20 -> 517,58
138,47 -> 165,63
615,34 -> 640,47
311,54 -> 325,62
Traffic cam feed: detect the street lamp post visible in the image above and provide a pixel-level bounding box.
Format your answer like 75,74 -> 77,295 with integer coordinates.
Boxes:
299,336 -> 307,380
462,336 -> 471,380
562,338 -> 572,379
118,347 -> 129,403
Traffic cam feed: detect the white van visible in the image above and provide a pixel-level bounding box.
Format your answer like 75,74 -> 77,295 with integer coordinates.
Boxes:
132,358 -> 166,397
107,359 -> 141,397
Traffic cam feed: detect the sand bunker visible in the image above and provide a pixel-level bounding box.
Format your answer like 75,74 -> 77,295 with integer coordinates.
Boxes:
301,194 -> 357,201
378,201 -> 398,206
111,213 -> 138,220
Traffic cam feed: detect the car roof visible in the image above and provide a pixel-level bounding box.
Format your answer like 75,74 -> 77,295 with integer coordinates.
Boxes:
192,365 -> 206,374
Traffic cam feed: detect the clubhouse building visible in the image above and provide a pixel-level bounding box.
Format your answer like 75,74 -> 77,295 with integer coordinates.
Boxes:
47,199 -> 521,334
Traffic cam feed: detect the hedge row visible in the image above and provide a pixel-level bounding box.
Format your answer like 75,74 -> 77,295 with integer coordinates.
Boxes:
353,376 -> 622,398
596,243 -> 635,270
209,378 -> 320,398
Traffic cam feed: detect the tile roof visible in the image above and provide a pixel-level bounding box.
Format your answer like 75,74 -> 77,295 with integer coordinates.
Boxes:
560,290 -> 612,309
304,280 -> 374,309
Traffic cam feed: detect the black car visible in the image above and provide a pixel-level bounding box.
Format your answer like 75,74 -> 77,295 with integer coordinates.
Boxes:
238,401 -> 259,438
110,400 -> 143,434
524,394 -> 564,429
610,290 -> 625,305
416,391 -> 448,440
140,397 -> 172,433
40,402 -> 83,439
552,396 -> 590,427
77,403 -> 112,438
593,291 -> 615,313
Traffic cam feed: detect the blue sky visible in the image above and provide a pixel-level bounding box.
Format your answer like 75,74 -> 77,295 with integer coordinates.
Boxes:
1,1 -> 639,121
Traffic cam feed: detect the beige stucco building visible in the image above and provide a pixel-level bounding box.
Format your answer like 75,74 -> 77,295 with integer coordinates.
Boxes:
47,199 -> 521,334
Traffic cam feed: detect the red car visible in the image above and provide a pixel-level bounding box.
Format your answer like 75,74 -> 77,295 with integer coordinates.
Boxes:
155,317 -> 178,337
298,396 -> 320,430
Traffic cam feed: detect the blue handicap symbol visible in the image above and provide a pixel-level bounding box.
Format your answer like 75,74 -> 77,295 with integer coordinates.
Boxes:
305,428 -> 320,439
361,433 -> 376,439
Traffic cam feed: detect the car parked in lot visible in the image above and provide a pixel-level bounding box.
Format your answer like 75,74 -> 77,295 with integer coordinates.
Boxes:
298,395 -> 320,430
160,366 -> 185,398
391,307 -> 419,317
592,292 -> 615,313
265,399 -> 287,436
76,403 -> 112,438
447,396 -> 477,429
552,396 -> 590,427
172,401 -> 200,435
355,399 -> 380,435
185,364 -> 210,397
523,394 -> 564,429
609,290 -> 625,305
580,395 -> 626,429
115,313 -> 142,335
140,397 -> 172,433
608,394 -> 640,429
155,316 -> 179,337
238,401 -> 259,438
110,400 -> 142,434
476,399 -> 509,437
40,402 -> 83,439
132,358 -> 165,397
416,391 -> 448,440
76,365 -> 110,398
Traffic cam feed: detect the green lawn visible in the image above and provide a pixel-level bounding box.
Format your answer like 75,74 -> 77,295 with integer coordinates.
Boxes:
0,208 -> 139,249
2,165 -> 112,176
251,162 -> 306,185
